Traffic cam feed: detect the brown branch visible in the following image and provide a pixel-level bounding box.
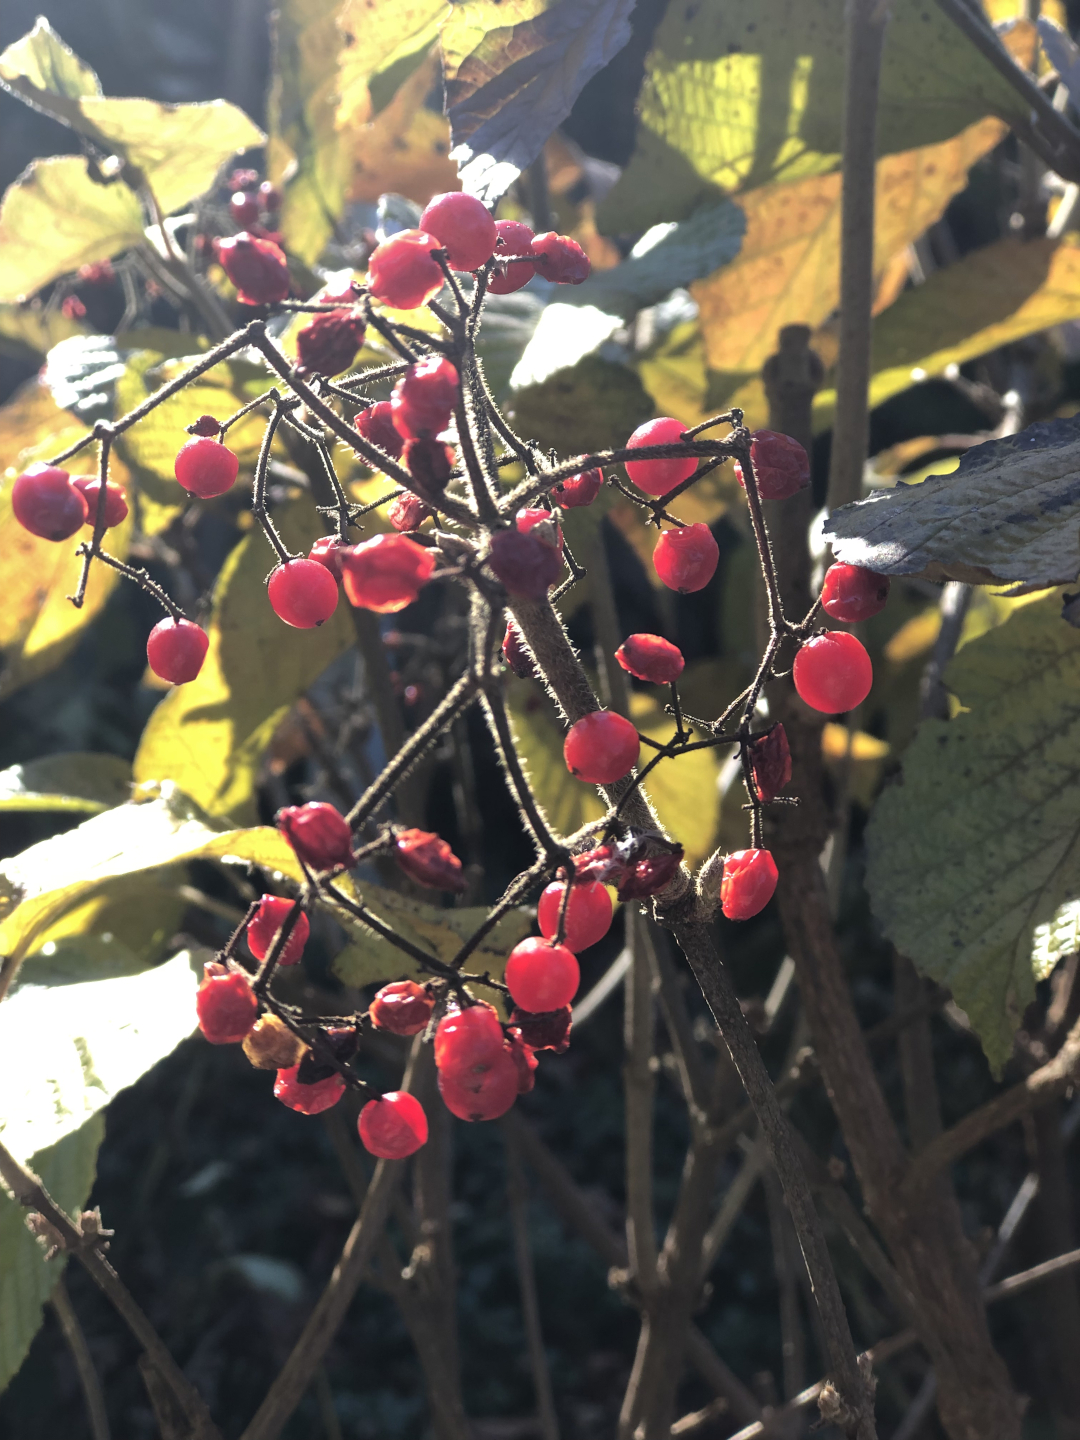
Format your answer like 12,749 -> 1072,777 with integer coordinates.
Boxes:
503,1121 -> 561,1440
51,1278 -> 111,1440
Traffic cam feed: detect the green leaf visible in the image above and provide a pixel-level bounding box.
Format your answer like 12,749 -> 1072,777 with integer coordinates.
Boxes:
0,754 -> 132,814
865,595 -> 1080,1074
133,498 -> 357,823
631,694 -> 721,868
0,17 -> 101,110
824,415 -> 1080,591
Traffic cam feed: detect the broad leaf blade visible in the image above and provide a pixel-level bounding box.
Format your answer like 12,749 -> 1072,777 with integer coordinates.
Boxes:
0,755 -> 132,814
0,17 -> 100,105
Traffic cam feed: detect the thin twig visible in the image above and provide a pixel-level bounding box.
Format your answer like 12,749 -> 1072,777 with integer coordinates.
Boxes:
51,1278 -> 112,1440
503,1121 -> 561,1440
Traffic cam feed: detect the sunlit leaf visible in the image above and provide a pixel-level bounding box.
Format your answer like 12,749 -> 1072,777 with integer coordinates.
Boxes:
348,51 -> 459,207
631,693 -> 721,867
0,303 -> 85,365
0,17 -> 100,105
336,0 -> 448,130
0,754 -> 132,814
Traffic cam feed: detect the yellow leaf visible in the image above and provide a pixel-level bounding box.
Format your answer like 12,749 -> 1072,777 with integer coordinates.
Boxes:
632,693 -> 721,867
821,723 -> 890,809
336,0 -> 449,130
348,51 -> 458,207
883,608 -> 942,664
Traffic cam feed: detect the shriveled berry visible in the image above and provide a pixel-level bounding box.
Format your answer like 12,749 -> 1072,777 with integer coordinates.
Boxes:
438,1050 -> 519,1121
367,229 -> 444,310
308,535 -> 349,581
370,980 -> 435,1037
748,724 -> 791,803
572,845 -> 625,887
733,430 -> 809,501
531,232 -> 591,284
505,937 -> 580,1012
387,490 -> 433,531
341,532 -> 436,613
488,527 -> 562,599
793,631 -> 873,714
230,190 -> 261,227
537,880 -> 612,952
615,633 -> 684,685
277,801 -> 354,871
355,400 -> 404,461
146,617 -> 209,685
617,848 -> 684,900
552,466 -> 602,509
196,964 -> 257,1044
217,232 -> 290,305
242,1013 -> 305,1070
189,414 -> 221,438
391,356 -> 459,440
510,1004 -> 572,1053
720,848 -> 779,921
72,476 -> 128,529
419,192 -> 498,271
268,557 -> 339,628
174,436 -> 239,498
274,1064 -> 345,1114
11,465 -> 87,540
394,829 -> 466,892
820,562 -> 890,623
502,622 -> 536,678
564,710 -> 640,784
488,219 -> 536,294
507,1030 -> 538,1093
247,895 -> 309,967
359,1091 -> 429,1157
653,523 -> 718,593
434,1003 -> 505,1078
403,438 -> 454,502
624,417 -> 696,496
296,308 -> 367,375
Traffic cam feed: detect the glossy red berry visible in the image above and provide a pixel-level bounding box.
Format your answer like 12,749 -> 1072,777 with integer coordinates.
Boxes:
189,414 -> 221,437
419,192 -> 498,271
488,219 -> 536,294
820,563 -> 891,623
507,1030 -> 538,1093
531,232 -> 591,284
247,896 -> 309,967
552,466 -> 602,509
404,438 -> 454,501
488,527 -> 562,599
537,880 -> 612,952
616,633 -> 684,685
516,508 -> 562,549
296,308 -> 366,375
748,724 -> 792,803
274,1065 -> 345,1115
359,1091 -> 429,1157
564,711 -> 640,784
340,532 -> 436,613
394,829 -> 467,892
624,417 -> 696,496
71,476 -> 128,529
268,558 -> 339,629
174,436 -> 239,498
793,631 -> 873,714
387,490 -> 433,531
720,849 -> 779,921
367,229 -> 444,310
502,622 -> 536,678
308,535 -> 349,581
391,356 -> 459,440
11,466 -> 87,540
653,523 -> 719,593
505,937 -> 580,1012
196,964 -> 258,1044
439,1050 -> 519,1121
277,801 -> 354,871
217,232 -> 290,305
230,191 -> 261,227
617,848 -> 684,900
355,400 -> 404,461
510,1004 -> 572,1053
733,430 -> 809,501
434,1003 -> 505,1078
370,980 -> 435,1037
146,617 -> 209,684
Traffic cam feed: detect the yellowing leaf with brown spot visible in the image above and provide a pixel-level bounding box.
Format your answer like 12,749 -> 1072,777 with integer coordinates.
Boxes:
336,0 -> 449,130
348,51 -> 458,206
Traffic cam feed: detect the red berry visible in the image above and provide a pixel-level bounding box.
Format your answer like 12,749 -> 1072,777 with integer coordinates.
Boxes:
217,232 -> 290,305
296,308 -> 366,376
748,724 -> 792,803
505,937 -> 580,1012
438,1050 -> 519,1121
615,633 -> 684,685
355,400 -> 404,460
367,229 -> 444,310
653,523 -> 718,593
71,476 -> 128,529
624,417 -> 697,496
510,1005 -> 572,1053
308,535 -> 349,581
391,356 -> 460,440
247,896 -> 309,967
793,631 -> 873,714
11,465 -> 87,540
174,436 -> 239,498
507,1030 -> 538,1093
229,168 -> 260,191
516,507 -> 562,550
146,617 -> 209,684
230,191 -> 261,227
403,438 -> 454,501
434,1003 -> 504,1078
820,562 -> 890,623
617,848 -> 684,900
387,490 -> 433,531
341,532 -> 436,613
552,466 -> 602,508
259,180 -> 281,212
274,1065 -> 345,1114
268,557 -> 339,629
488,527 -> 562,599
419,192 -> 498,271
563,711 -> 640,784
196,964 -> 258,1044
502,622 -> 535,678
370,980 -> 435,1036
733,430 -> 809,501
720,848 -> 779,921
359,1091 -> 429,1157
531,232 -> 591,284
488,219 -> 536,294
61,294 -> 86,320
537,880 -> 612,952
277,801 -> 354,871
394,829 -> 466,892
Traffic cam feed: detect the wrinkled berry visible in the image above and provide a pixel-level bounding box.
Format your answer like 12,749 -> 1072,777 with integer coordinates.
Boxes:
189,414 -> 221,437
419,192 -> 498,271
359,1091 -> 429,1157
488,219 -> 536,294
308,535 -> 349,581
552,467 -> 602,509
507,1029 -> 538,1093
277,801 -> 354,871
296,308 -> 367,375
733,430 -> 809,501
391,356 -> 459,440
488,527 -> 562,599
247,895 -> 309,967
174,436 -> 239,498
394,829 -> 466,892
615,633 -> 684,685
355,400 -> 404,461
196,964 -> 258,1044
11,465 -> 87,540
617,848 -> 684,900
502,622 -> 536,678
624,418 -> 696,497
242,1013 -> 305,1070
748,724 -> 791,803
217,232 -> 290,305
563,711 -> 640,785
720,849 -> 779,921
531,232 -> 591,284
370,980 -> 435,1036
146,617 -> 209,685
274,1064 -> 345,1114
793,631 -> 873,714
387,490 -> 433,531
510,1004 -> 572,1053
367,229 -> 444,310
653,523 -> 719,593
341,532 -> 436,613
403,438 -> 454,502
537,880 -> 613,952
820,562 -> 890,623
